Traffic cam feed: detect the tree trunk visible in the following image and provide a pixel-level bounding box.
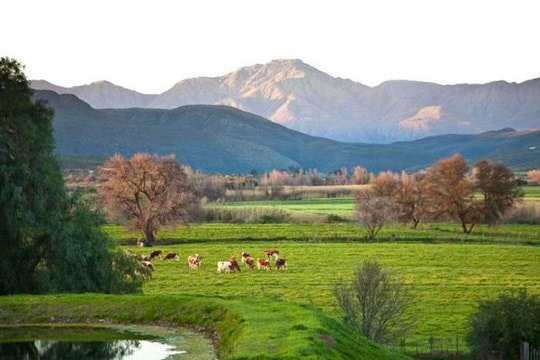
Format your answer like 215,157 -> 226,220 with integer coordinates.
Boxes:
143,227 -> 156,247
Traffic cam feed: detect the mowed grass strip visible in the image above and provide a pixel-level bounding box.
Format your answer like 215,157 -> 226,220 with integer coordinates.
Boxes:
0,294 -> 411,360
127,242 -> 540,351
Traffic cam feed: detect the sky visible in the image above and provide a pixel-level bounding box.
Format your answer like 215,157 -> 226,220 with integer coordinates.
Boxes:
2,0 -> 539,94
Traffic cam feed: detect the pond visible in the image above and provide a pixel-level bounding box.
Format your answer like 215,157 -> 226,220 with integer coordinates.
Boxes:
0,325 -> 216,360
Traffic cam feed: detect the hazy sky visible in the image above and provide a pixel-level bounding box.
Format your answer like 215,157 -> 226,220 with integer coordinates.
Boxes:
2,0 -> 539,93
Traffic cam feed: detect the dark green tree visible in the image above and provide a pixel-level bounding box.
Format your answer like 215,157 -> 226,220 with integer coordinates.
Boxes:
0,57 -> 140,294
467,289 -> 540,359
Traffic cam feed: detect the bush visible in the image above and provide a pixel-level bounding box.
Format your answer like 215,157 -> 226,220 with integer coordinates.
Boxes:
333,260 -> 415,343
467,289 -> 540,359
204,206 -> 291,224
500,203 -> 540,224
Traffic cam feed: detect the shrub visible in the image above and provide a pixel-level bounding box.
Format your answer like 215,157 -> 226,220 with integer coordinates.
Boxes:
467,289 -> 540,359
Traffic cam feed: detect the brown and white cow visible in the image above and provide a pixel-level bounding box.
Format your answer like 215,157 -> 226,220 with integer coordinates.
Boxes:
275,258 -> 287,270
149,250 -> 163,260
228,257 -> 241,273
257,258 -> 271,271
241,252 -> 251,263
244,256 -> 255,270
264,249 -> 280,260
163,252 -> 180,261
187,254 -> 202,270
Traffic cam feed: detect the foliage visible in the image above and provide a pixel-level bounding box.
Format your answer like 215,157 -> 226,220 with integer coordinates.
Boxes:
333,260 -> 415,343
0,57 -> 140,295
99,153 -> 201,245
356,189 -> 398,241
467,289 -> 540,359
473,159 -> 523,225
527,169 -> 540,185
423,154 -> 481,233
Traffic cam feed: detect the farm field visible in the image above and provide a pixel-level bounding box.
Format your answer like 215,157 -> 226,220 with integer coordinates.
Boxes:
105,222 -> 540,246
122,241 -> 540,352
212,185 -> 540,219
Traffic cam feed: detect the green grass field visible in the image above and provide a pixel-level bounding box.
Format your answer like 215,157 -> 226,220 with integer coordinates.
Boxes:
121,241 -> 540,352
105,222 -> 540,246
211,186 -> 540,219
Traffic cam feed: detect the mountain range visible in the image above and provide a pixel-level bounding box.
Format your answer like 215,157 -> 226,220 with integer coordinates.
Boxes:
34,90 -> 540,173
32,59 -> 540,143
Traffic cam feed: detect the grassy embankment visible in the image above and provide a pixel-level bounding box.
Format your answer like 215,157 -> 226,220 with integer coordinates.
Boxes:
0,294 -> 410,360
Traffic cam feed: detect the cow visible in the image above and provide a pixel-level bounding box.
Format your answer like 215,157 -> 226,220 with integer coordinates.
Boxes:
244,256 -> 255,270
217,261 -> 231,273
241,252 -> 251,263
264,249 -> 280,260
163,252 -> 180,261
135,254 -> 151,262
275,258 -> 288,270
140,260 -> 155,271
228,257 -> 241,273
188,254 -> 202,270
257,258 -> 271,271
149,250 -> 163,260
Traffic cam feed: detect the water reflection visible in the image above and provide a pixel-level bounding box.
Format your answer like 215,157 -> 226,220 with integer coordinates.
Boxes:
0,339 -> 183,360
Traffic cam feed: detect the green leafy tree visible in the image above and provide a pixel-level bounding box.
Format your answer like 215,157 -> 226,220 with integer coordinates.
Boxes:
0,57 -> 140,294
467,289 -> 540,359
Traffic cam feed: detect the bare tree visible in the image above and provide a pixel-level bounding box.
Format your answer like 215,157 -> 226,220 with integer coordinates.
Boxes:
423,154 -> 481,233
396,172 -> 428,229
526,169 -> 540,185
370,171 -> 401,197
472,159 -> 522,225
351,166 -> 371,185
99,153 -> 200,246
356,190 -> 398,241
333,260 -> 415,343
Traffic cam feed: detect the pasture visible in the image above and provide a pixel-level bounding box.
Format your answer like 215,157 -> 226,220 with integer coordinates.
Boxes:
212,185 -> 540,220
124,241 -> 540,352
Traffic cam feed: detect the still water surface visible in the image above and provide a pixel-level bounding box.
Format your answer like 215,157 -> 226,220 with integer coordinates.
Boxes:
0,325 -> 212,359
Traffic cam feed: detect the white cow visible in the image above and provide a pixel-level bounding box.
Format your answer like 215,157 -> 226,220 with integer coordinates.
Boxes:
217,261 -> 231,273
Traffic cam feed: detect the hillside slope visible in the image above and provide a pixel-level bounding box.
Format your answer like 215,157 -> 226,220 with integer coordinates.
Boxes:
35,90 -> 436,173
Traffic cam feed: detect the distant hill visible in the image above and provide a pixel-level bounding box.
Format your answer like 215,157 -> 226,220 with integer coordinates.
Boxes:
32,59 -> 540,143
393,127 -> 540,169
34,90 -> 437,173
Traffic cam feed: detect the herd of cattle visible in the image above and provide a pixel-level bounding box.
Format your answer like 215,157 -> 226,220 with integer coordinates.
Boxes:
125,248 -> 287,278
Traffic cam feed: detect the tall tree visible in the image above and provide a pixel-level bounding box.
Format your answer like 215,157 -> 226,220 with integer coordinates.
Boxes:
396,172 -> 428,229
473,159 -> 522,225
99,153 -> 200,246
0,57 -> 137,294
423,154 -> 481,233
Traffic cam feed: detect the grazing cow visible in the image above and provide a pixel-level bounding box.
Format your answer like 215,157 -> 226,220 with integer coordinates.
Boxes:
135,254 -> 151,262
244,256 -> 255,270
149,250 -> 163,260
275,258 -> 288,270
217,261 -> 231,273
163,252 -> 180,261
241,252 -> 251,263
228,257 -> 241,273
257,258 -> 271,271
188,254 -> 202,270
140,260 -> 155,271
264,249 -> 280,259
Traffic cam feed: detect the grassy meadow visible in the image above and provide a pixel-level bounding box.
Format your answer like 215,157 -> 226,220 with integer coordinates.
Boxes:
121,241 -> 540,352
2,186 -> 540,358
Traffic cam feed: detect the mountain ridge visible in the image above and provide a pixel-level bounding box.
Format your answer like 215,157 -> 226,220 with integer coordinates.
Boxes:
31,60 -> 540,143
